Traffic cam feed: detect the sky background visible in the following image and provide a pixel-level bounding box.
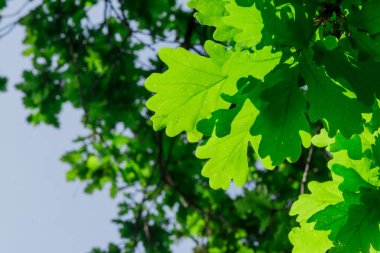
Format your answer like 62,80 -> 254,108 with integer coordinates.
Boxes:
0,1 -> 191,252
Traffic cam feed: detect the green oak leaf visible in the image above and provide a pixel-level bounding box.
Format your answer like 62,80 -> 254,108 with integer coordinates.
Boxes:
223,1 -> 263,48
325,127 -> 379,187
328,151 -> 380,187
187,0 -> 238,42
146,41 -> 281,142
289,180 -> 341,253
145,41 -> 232,142
366,104 -> 380,133
349,0 -> 380,35
187,0 -> 225,27
301,50 -> 364,138
312,127 -> 374,158
259,1 -> 317,50
222,47 -> 282,81
309,165 -> 380,253
235,0 -> 254,7
251,65 -> 310,165
196,105 -> 240,138
330,134 -> 363,160
290,181 -> 343,223
311,129 -> 334,148
290,162 -> 380,252
349,28 -> 380,62
289,221 -> 333,253
196,100 -> 271,190
188,0 -> 263,48
372,136 -> 380,167
330,193 -> 380,253
197,76 -> 260,138
314,46 -> 380,107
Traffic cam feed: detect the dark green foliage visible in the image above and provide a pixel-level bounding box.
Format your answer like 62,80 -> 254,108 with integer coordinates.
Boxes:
1,0 -> 379,252
0,76 -> 7,91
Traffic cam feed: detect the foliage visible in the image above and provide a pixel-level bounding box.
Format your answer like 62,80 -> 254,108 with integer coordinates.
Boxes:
146,0 -> 380,251
0,0 -> 308,252
0,0 -> 379,252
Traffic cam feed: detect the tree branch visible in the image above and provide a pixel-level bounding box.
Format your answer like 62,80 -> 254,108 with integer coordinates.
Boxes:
300,145 -> 314,194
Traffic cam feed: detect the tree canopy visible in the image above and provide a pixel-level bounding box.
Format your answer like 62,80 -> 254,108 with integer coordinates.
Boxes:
0,0 -> 379,252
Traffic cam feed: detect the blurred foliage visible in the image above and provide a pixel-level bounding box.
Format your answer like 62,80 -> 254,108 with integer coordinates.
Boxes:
0,0 -> 331,252
0,0 -> 7,91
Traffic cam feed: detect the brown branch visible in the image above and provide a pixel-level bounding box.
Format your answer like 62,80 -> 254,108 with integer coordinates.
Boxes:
132,182 -> 162,250
143,219 -> 152,249
300,145 -> 314,194
0,18 -> 20,39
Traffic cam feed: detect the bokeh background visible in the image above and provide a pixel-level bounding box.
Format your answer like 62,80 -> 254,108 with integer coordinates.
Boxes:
0,1 -> 192,252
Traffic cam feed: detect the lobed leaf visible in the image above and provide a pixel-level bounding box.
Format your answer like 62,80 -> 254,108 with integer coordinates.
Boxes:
146,41 -> 281,142
301,50 -> 364,138
251,65 -> 310,165
196,100 -> 260,190
145,41 -> 232,142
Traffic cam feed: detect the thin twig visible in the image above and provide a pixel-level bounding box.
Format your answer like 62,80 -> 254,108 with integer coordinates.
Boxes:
143,220 -> 152,248
1,1 -> 30,18
300,145 -> 314,194
0,20 -> 19,39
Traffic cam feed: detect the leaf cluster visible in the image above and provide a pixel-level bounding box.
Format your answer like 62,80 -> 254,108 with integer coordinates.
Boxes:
145,0 -> 380,251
